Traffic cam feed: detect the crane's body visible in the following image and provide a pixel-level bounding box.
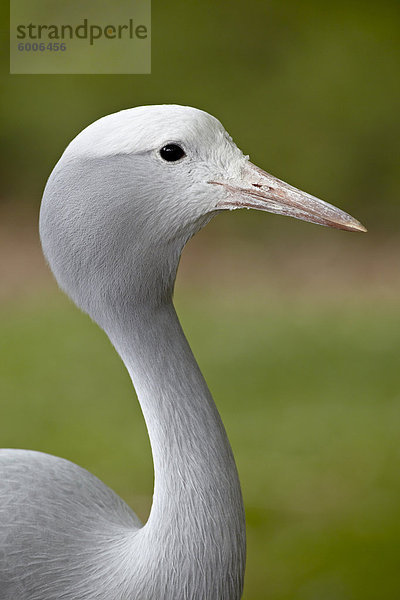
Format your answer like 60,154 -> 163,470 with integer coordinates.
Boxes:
0,105 -> 365,600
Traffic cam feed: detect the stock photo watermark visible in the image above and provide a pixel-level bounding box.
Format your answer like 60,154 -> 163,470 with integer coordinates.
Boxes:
10,0 -> 151,74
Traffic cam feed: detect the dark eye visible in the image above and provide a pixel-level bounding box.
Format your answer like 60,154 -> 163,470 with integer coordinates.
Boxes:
159,144 -> 186,162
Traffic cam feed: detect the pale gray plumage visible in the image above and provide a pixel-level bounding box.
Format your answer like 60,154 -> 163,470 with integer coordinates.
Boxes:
0,105 -> 365,600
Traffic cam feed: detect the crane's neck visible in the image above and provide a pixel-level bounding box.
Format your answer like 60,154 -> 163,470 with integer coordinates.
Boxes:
105,300 -> 246,600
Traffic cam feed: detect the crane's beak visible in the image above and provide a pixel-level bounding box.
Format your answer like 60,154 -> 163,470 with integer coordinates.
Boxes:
210,162 -> 367,232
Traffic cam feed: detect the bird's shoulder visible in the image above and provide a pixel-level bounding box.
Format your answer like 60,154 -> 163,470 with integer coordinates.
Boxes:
0,449 -> 143,599
0,448 -> 142,530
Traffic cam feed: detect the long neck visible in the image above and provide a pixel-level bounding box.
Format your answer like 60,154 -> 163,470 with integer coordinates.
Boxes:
105,300 -> 246,600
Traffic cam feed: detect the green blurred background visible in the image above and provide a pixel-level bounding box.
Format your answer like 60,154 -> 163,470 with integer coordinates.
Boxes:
1,1 -> 400,598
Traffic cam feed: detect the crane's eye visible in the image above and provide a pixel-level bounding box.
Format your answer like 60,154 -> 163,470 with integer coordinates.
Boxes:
159,144 -> 186,162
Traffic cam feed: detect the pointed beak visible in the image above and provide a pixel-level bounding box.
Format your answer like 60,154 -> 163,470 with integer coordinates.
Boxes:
210,162 -> 367,233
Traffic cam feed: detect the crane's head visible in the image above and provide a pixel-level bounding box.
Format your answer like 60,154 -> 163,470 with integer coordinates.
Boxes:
40,105 -> 365,321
